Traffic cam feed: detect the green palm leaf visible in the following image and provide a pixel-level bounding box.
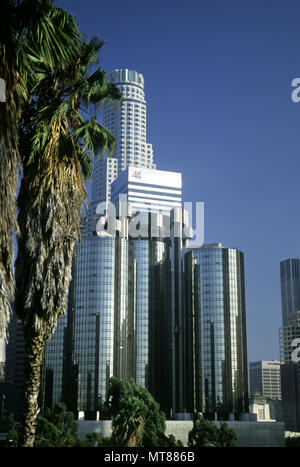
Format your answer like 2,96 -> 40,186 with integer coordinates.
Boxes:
72,116 -> 115,157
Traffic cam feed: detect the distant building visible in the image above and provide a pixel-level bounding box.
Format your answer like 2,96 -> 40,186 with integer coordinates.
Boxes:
249,361 -> 283,422
249,361 -> 282,400
249,394 -> 275,422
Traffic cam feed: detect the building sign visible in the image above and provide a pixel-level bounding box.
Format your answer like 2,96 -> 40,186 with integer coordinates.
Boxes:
132,169 -> 142,179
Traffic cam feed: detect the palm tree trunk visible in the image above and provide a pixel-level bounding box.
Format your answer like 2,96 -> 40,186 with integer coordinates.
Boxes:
18,333 -> 46,447
0,58 -> 21,341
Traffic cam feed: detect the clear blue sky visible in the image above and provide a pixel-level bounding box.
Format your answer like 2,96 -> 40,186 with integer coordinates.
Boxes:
56,0 -> 300,363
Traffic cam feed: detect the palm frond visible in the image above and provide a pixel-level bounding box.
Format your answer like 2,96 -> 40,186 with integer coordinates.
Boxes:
17,2 -> 82,73
75,145 -> 92,179
77,35 -> 106,69
29,101 -> 69,161
72,116 -> 115,157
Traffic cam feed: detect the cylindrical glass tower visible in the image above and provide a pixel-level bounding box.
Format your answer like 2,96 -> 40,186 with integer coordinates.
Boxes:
184,243 -> 249,418
74,236 -> 134,413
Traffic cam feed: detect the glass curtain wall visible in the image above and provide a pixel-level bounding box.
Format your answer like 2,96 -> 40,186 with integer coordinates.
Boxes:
184,244 -> 249,418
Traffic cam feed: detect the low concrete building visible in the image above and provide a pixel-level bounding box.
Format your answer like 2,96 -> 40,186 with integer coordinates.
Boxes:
77,419 -> 285,447
249,395 -> 275,421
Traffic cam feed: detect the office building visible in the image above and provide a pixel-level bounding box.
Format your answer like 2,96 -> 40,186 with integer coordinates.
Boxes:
111,166 -> 182,214
90,155 -> 118,211
184,243 -> 249,418
42,224 -> 86,413
111,169 -> 191,416
104,69 -> 155,174
279,311 -> 300,431
279,314 -> 300,364
249,361 -> 283,422
280,258 -> 300,327
87,68 -> 157,237
75,169 -> 191,417
91,68 -> 155,210
249,361 -> 282,400
279,258 -> 300,431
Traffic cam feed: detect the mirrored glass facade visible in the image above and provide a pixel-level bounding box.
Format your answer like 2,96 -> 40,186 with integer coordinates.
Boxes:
280,258 -> 300,327
184,243 -> 249,418
279,258 -> 300,431
132,238 -> 170,389
74,236 -> 134,412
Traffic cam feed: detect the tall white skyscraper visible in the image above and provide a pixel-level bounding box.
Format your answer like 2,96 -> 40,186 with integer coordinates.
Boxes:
91,68 -> 156,207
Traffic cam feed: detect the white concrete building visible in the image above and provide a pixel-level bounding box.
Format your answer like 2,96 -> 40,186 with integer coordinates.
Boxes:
111,166 -> 182,214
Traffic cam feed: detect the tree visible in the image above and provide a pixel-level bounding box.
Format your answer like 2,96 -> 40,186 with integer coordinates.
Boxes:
0,0 -> 82,342
6,402 -> 85,447
107,378 -> 182,447
188,413 -> 237,447
188,413 -> 220,447
217,421 -> 237,447
14,33 -> 122,446
84,432 -> 114,447
34,402 -> 81,447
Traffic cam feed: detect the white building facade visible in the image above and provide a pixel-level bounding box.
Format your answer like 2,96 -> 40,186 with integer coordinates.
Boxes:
111,166 -> 182,215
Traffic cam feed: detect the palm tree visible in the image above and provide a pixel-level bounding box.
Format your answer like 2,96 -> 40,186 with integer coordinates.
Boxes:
15,36 -> 122,447
0,0 -> 82,342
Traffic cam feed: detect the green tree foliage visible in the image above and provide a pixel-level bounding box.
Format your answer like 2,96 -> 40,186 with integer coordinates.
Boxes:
34,403 -> 81,447
188,413 -> 237,447
84,432 -> 114,447
107,378 -> 183,447
6,403 -> 84,447
217,421 -> 238,447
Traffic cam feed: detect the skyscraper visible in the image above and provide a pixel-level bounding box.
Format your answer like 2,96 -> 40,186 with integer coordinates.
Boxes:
91,69 -> 156,208
111,171 -> 191,416
184,243 -> 249,418
249,361 -> 282,400
87,68 -> 157,238
279,258 -> 300,431
280,258 -> 300,327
